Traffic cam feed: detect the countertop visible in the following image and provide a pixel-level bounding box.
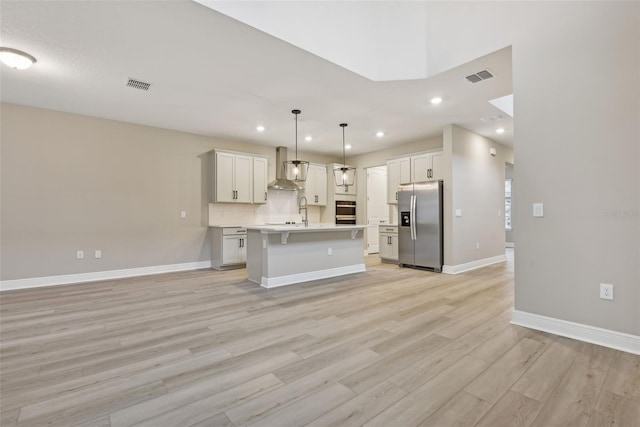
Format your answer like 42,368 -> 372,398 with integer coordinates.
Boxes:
245,224 -> 368,233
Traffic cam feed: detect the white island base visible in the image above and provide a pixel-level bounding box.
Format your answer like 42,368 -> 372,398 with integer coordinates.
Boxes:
245,225 -> 368,288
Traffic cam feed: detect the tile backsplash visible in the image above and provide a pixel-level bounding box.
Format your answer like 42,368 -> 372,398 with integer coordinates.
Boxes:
209,189 -> 322,226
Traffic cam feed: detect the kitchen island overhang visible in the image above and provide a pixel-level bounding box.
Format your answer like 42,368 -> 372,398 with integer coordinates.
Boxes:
245,225 -> 368,288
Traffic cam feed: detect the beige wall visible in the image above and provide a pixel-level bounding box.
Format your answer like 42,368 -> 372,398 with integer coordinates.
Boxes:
443,124 -> 513,266
0,103 -> 338,281
512,3 -> 640,335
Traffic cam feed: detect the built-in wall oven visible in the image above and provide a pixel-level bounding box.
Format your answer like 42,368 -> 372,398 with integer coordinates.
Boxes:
335,200 -> 356,224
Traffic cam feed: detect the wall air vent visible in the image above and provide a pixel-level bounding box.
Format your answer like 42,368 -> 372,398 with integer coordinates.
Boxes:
126,78 -> 151,91
465,69 -> 494,83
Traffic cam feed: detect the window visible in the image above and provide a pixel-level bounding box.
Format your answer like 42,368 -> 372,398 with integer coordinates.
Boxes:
505,179 -> 512,230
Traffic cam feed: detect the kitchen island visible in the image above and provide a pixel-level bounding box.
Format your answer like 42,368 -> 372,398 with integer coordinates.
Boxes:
245,224 -> 368,288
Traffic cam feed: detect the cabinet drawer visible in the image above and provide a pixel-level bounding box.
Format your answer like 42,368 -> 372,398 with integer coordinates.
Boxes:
379,226 -> 398,234
222,227 -> 247,235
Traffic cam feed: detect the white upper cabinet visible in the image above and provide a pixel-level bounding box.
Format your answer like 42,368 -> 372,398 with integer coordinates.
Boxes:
387,157 -> 410,204
305,164 -> 327,206
252,156 -> 268,204
211,150 -> 259,204
411,151 -> 444,183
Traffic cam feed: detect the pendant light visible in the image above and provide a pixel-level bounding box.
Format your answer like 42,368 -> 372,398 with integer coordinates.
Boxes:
333,123 -> 356,190
284,109 -> 309,182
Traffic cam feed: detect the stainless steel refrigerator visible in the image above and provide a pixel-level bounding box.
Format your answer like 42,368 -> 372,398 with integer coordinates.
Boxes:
398,180 -> 444,272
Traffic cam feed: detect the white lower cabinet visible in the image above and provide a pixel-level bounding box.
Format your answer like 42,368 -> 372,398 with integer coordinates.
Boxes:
379,225 -> 398,263
211,226 -> 247,270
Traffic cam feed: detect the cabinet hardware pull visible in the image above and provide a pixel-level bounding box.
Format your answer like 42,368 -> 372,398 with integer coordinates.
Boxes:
395,191 -> 398,200
264,192 -> 267,201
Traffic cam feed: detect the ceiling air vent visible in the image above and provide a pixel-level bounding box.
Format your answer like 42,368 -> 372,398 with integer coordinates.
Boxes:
465,69 -> 494,83
126,78 -> 151,91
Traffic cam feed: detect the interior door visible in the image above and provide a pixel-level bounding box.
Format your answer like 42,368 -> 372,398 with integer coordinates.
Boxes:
366,166 -> 388,253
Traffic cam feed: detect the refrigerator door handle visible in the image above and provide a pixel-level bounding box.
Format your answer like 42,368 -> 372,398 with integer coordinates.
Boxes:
411,194 -> 417,241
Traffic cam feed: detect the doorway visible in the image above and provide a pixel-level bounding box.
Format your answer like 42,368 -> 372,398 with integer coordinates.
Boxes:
366,166 -> 389,254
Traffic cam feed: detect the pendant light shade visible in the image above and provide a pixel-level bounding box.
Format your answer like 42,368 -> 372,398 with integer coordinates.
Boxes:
333,123 -> 356,189
284,109 -> 309,182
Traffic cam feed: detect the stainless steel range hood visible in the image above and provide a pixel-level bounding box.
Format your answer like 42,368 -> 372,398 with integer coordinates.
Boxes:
268,147 -> 301,191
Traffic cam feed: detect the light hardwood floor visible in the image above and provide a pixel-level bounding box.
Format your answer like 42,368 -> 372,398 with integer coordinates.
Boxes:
1,252 -> 638,427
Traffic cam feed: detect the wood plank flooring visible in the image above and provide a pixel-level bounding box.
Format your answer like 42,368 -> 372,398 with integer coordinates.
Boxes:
1,251 -> 638,427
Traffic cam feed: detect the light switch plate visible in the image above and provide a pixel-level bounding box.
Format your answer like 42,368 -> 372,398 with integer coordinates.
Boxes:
455,209 -> 462,217
533,203 -> 544,217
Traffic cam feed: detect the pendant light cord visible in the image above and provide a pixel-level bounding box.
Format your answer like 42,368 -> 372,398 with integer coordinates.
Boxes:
295,111 -> 298,160
342,126 -> 346,167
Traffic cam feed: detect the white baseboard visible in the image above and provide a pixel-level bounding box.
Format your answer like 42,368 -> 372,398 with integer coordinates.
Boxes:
442,254 -> 507,274
511,310 -> 640,355
259,264 -> 366,289
0,261 -> 212,292
506,242 -> 515,248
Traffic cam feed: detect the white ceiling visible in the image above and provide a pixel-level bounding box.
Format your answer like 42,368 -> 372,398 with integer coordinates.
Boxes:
0,0 -> 513,156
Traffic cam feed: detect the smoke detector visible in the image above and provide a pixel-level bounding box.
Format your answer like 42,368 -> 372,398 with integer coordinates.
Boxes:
465,69 -> 494,83
126,78 -> 151,91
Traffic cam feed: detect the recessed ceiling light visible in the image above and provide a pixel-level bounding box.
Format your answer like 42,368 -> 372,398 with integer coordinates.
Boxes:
496,128 -> 505,134
345,144 -> 352,150
430,97 -> 442,105
0,47 -> 37,70
376,131 -> 384,137
305,136 -> 312,142
256,125 -> 265,132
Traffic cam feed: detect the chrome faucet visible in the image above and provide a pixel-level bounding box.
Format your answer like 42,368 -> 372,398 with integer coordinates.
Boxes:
298,196 -> 308,227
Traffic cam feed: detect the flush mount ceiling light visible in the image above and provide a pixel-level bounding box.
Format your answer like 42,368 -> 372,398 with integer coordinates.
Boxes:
376,131 -> 385,137
284,109 -> 309,182
0,47 -> 37,70
430,97 -> 442,105
305,135 -> 312,142
256,125 -> 265,132
334,123 -> 356,190
345,144 -> 352,150
496,128 -> 505,134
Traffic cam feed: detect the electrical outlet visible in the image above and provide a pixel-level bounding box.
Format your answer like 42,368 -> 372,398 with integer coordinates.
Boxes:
476,242 -> 480,250
599,283 -> 614,300
180,210 -> 187,219
76,250 -> 84,260
95,250 -> 102,259
328,248 -> 332,256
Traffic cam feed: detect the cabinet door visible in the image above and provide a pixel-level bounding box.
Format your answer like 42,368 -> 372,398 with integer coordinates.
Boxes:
399,158 -> 411,185
387,160 -> 400,204
411,154 -> 430,183
222,236 -> 243,265
305,165 -> 317,206
314,165 -> 327,206
234,154 -> 253,203
253,157 -> 268,204
215,152 -> 235,203
389,234 -> 399,260
379,233 -> 392,259
430,151 -> 445,181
